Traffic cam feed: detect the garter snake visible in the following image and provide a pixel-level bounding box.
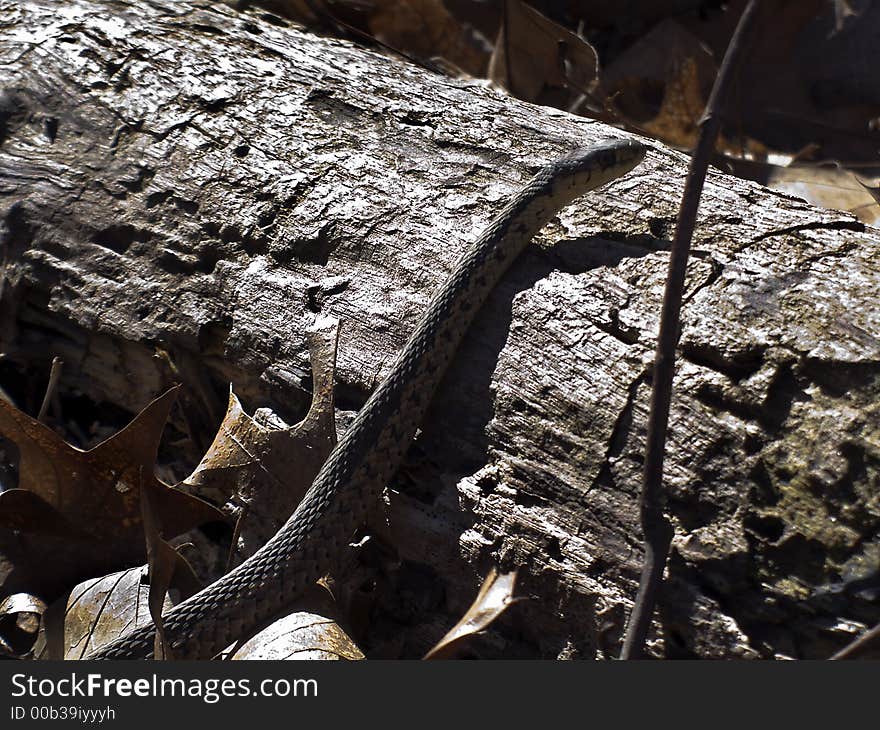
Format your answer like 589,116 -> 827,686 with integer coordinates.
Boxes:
89,137 -> 646,659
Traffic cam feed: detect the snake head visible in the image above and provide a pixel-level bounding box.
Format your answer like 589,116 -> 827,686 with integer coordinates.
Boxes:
526,138 -> 646,210
559,137 -> 647,192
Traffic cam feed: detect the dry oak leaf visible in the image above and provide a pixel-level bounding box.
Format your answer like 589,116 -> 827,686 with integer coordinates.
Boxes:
601,19 -> 714,148
488,0 -> 599,109
183,315 -> 340,563
0,386 -> 223,594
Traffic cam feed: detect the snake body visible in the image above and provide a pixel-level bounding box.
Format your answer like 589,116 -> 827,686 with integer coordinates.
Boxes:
89,138 -> 645,659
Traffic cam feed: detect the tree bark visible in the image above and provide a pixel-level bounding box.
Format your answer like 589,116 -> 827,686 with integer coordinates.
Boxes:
1,0 -> 878,658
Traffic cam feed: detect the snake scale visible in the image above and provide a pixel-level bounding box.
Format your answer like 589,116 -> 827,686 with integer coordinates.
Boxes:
89,138 -> 646,659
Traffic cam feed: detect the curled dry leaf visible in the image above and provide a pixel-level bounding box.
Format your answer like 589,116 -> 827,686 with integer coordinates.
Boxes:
424,569 -> 520,660
0,592 -> 46,658
34,547 -> 199,661
853,174 -> 880,224
34,553 -> 200,661
34,567 -> 171,660
489,0 -> 599,109
228,611 -> 365,661
183,316 -> 340,563
0,387 -> 224,598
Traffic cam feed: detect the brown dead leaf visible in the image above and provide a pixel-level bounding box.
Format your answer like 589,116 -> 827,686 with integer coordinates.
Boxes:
34,553 -> 200,660
0,386 -> 223,597
0,592 -> 46,657
228,611 -> 364,660
35,567 -> 167,659
489,0 -> 598,109
639,55 -> 705,149
368,0 -> 489,77
0,488 -> 87,538
183,316 -> 339,563
140,475 -> 180,660
424,568 -> 520,659
853,174 -> 880,221
601,19 -> 715,148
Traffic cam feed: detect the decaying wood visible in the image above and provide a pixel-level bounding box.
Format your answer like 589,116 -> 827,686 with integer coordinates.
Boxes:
1,0 -> 878,659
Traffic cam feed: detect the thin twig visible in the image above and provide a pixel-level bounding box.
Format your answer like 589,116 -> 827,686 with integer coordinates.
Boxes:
37,356 -> 63,423
830,621 -> 880,660
620,0 -> 763,659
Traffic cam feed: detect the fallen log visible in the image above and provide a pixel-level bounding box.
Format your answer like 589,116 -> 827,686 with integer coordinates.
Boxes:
1,0 -> 878,658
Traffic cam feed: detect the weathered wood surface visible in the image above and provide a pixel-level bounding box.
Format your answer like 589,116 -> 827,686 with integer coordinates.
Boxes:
1,0 -> 878,659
